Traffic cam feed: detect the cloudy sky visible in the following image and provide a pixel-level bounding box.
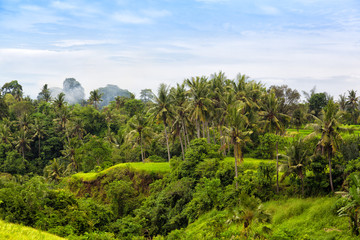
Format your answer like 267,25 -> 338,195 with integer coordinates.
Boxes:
1,0 -> 360,99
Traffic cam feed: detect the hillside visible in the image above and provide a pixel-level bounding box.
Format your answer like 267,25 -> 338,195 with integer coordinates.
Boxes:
0,220 -> 65,240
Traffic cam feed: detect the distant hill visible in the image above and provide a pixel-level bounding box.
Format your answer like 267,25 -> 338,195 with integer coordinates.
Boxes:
98,84 -> 132,108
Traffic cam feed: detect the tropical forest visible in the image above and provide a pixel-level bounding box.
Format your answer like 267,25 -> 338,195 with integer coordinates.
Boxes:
1,74 -> 360,240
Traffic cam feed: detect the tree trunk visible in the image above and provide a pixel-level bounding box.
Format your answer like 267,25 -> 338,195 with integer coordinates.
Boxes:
202,121 -> 206,139
181,121 -> 187,151
179,134 -> 185,160
205,120 -> 210,143
219,126 -> 226,156
276,141 -> 279,193
234,143 -> 238,190
38,138 -> 41,158
196,119 -> 200,138
328,151 -> 334,192
140,133 -> 144,162
163,118 -> 171,162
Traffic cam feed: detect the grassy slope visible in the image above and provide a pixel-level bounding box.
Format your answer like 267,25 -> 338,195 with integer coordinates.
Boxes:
0,220 -> 65,240
177,197 -> 354,240
72,162 -> 171,181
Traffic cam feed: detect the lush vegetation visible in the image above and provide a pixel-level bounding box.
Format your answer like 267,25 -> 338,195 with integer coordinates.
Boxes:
1,76 -> 360,239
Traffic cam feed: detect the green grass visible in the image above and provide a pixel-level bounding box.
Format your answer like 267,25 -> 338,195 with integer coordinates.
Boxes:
224,157 -> 274,169
263,197 -> 354,239
168,197 -> 354,240
72,162 -> 171,181
0,220 -> 65,240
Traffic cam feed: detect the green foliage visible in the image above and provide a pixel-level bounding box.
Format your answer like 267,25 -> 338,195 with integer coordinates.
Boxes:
106,179 -> 137,217
75,137 -> 112,172
256,133 -> 286,159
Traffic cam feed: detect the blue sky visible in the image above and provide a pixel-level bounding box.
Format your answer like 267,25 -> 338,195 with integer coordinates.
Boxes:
1,0 -> 360,98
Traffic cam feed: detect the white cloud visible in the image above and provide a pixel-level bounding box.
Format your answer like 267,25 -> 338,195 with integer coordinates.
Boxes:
51,1 -> 76,10
142,9 -> 171,18
53,40 -> 117,47
113,12 -> 151,24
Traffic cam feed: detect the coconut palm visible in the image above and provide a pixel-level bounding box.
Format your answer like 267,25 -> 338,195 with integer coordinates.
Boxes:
306,99 -> 343,192
171,83 -> 190,149
32,118 -> 46,158
259,91 -> 290,193
338,173 -> 360,236
223,102 -> 252,189
346,90 -> 359,124
44,158 -> 66,183
89,89 -> 103,109
186,76 -> 212,139
280,137 -> 309,196
126,113 -> 152,162
53,92 -> 66,110
15,129 -> 32,159
149,84 -> 173,161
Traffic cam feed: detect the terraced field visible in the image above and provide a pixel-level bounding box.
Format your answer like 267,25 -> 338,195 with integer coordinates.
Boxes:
0,220 -> 65,240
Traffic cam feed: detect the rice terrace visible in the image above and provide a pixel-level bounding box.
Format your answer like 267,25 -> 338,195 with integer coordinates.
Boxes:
1,0 -> 360,239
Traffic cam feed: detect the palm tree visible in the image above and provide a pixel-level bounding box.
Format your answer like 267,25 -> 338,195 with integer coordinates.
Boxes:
126,113 -> 152,162
32,118 -> 46,158
259,91 -> 290,193
0,119 -> 13,145
38,84 -> 51,102
53,92 -> 66,110
89,89 -> 103,109
171,83 -> 190,150
338,173 -> 360,236
346,90 -> 359,124
306,99 -> 343,192
149,84 -> 173,161
280,137 -> 309,196
186,76 -> 212,139
15,129 -> 32,159
223,102 -> 252,189
44,158 -> 66,183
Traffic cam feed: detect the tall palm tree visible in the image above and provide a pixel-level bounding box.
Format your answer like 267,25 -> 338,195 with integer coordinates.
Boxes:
0,118 -> 13,145
32,118 -> 46,158
126,113 -> 152,162
186,76 -> 212,139
15,129 -> 32,159
223,102 -> 252,189
44,158 -> 66,183
89,89 -> 103,109
280,137 -> 309,197
209,71 -> 228,145
38,84 -> 51,102
53,92 -> 66,110
306,99 -> 343,192
149,84 -> 173,161
171,83 -> 190,150
346,90 -> 359,124
259,91 -> 290,193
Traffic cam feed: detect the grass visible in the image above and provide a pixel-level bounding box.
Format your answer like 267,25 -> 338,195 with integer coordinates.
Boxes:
169,197 -> 355,240
0,220 -> 65,240
72,162 -> 171,181
263,197 -> 354,239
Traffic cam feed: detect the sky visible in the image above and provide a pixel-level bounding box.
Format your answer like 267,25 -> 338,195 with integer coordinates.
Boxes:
1,0 -> 360,99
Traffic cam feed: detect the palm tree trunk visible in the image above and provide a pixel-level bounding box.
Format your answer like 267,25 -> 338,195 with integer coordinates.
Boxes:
163,118 -> 171,162
38,138 -> 41,158
219,126 -> 226,156
205,120 -> 210,143
196,119 -> 200,138
202,121 -> 206,139
234,143 -> 238,190
179,134 -> 185,160
140,133 -> 144,162
181,121 -> 187,150
328,151 -> 334,192
276,141 -> 279,193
